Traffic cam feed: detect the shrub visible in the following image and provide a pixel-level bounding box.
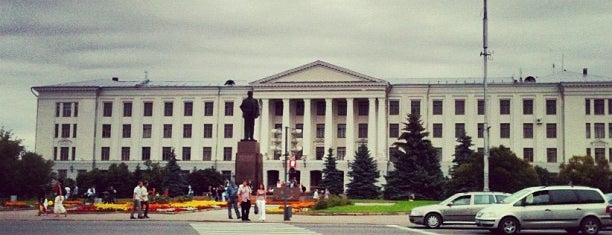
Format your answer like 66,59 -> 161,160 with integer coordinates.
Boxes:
313,195 -> 352,210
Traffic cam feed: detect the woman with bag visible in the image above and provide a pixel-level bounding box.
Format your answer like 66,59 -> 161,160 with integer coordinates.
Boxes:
53,178 -> 67,217
255,183 -> 266,221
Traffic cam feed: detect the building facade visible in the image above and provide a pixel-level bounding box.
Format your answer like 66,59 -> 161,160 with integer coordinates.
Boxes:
32,61 -> 612,190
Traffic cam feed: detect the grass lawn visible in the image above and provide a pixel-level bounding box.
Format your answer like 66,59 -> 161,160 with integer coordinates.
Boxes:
308,200 -> 439,214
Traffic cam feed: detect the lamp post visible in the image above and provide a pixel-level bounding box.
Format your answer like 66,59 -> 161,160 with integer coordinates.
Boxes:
270,126 -> 301,221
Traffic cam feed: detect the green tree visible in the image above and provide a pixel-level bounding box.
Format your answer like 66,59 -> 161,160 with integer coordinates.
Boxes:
384,113 -> 445,200
453,133 -> 474,166
319,148 -> 344,195
534,165 -> 560,186
15,152 -> 54,198
187,168 -> 225,196
106,163 -> 134,198
346,144 -> 380,199
162,150 -> 188,197
0,128 -> 24,197
142,160 -> 164,191
559,155 -> 611,192
445,133 -> 476,197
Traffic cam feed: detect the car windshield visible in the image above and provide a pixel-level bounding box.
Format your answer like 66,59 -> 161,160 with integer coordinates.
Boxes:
500,188 -> 533,204
439,193 -> 461,205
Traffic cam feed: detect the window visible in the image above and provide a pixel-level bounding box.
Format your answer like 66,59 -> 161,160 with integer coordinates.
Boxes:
184,101 -> 193,116
123,102 -> 132,117
433,100 -> 443,115
223,147 -> 232,161
220,101 -> 234,117
182,147 -> 191,161
411,100 -> 421,116
358,101 -> 368,115
455,123 -> 465,138
337,147 -> 346,160
577,190 -> 605,203
295,124 -> 303,138
523,148 -> 534,162
609,123 -> 612,138
477,99 -> 484,115
142,124 -> 152,138
526,191 -> 550,206
101,147 -> 110,161
500,123 -> 510,138
141,147 -> 150,161
523,99 -> 533,115
337,100 -> 346,116
547,148 -> 557,163
204,101 -> 214,116
478,123 -> 484,138
452,195 -> 471,206
594,148 -> 605,161
183,124 -> 192,138
594,123 -> 605,139
55,103 -> 61,117
550,190 -> 579,205
162,147 -> 172,161
62,102 -> 72,117
121,147 -> 130,161
433,123 -> 443,138
337,124 -> 346,138
102,124 -> 111,138
60,147 -> 69,161
546,123 -> 557,138
72,124 -> 77,138
224,124 -> 233,138
163,124 -> 172,138
455,100 -> 465,115
164,102 -> 173,116
202,147 -> 212,161
389,100 -> 400,115
316,124 -> 325,138
594,99 -> 604,115
546,99 -> 556,115
203,124 -> 213,138
316,101 -> 326,115
500,99 -> 510,115
295,100 -> 304,116
389,123 -> 399,138
61,124 -> 70,138
275,101 -> 283,115
71,147 -> 76,161
316,147 -> 324,160
358,123 -> 368,138
54,124 -> 58,138
609,99 -> 612,114
143,102 -> 153,116
585,99 -> 591,115
586,123 -> 591,138
53,147 -> 57,160
474,195 -> 496,205
523,123 -> 533,138
74,102 -> 78,117
103,102 -> 112,117
122,124 -> 131,138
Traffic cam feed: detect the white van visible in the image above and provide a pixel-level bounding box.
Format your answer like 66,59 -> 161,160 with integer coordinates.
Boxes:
475,185 -> 612,235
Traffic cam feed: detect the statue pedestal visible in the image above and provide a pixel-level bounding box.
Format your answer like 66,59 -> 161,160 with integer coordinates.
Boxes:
235,141 -> 263,187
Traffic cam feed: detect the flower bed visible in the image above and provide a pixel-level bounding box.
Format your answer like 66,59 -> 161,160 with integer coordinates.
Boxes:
69,200 -> 227,213
3,201 -> 28,208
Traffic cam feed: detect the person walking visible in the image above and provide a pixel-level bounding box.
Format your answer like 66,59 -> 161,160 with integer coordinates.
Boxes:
130,181 -> 144,219
64,185 -> 71,200
52,178 -> 67,217
238,180 -> 252,221
141,181 -> 150,219
226,180 -> 241,219
255,183 -> 267,221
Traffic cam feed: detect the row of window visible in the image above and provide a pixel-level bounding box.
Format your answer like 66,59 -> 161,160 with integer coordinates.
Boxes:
54,124 -> 77,138
423,123 -> 559,139
585,123 -> 612,139
101,101 -> 231,117
585,98 -> 612,115
55,102 -> 78,117
426,99 -> 558,116
97,146 -> 231,162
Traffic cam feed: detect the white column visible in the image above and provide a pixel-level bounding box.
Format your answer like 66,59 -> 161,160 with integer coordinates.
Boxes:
368,98 -> 377,156
282,98 -> 290,155
260,99 -> 270,158
345,98 -> 355,159
303,99 -> 312,159
324,98 -> 333,154
377,98 -> 387,160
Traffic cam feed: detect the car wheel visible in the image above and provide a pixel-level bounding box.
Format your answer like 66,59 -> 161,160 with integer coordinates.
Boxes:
497,217 -> 519,235
424,213 -> 442,229
580,217 -> 601,235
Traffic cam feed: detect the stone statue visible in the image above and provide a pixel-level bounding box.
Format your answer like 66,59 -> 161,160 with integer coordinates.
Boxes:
240,91 -> 260,141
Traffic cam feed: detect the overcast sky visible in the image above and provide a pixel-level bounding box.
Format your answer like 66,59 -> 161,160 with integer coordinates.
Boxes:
1,0 -> 611,150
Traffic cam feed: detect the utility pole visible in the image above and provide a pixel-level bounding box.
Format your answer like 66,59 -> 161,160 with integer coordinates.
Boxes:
481,0 -> 491,192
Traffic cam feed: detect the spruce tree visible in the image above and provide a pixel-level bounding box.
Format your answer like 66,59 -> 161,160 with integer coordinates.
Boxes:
162,149 -> 188,197
319,148 -> 344,195
445,133 -> 476,197
383,113 -> 445,200
453,133 -> 474,166
346,144 -> 380,199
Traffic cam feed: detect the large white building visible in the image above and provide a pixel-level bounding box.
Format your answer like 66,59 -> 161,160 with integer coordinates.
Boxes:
32,61 -> 612,189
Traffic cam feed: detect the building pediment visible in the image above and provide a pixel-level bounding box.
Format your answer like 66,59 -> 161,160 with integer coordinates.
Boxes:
250,60 -> 388,86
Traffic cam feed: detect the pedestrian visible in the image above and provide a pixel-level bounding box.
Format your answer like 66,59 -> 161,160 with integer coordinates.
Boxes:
53,178 -> 67,217
64,185 -> 71,200
130,181 -> 144,219
187,185 -> 194,197
86,185 -> 96,204
255,183 -> 266,221
37,185 -> 46,216
73,185 -> 79,199
324,188 -> 330,199
301,184 -> 306,194
226,180 -> 241,219
238,180 -> 252,221
313,189 -> 319,200
141,181 -> 150,219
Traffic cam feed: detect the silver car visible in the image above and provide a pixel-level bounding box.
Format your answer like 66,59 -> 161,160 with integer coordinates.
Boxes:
475,185 -> 612,235
409,191 -> 509,228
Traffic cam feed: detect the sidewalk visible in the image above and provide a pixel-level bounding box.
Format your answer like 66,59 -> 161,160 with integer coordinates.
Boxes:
0,207 -> 409,226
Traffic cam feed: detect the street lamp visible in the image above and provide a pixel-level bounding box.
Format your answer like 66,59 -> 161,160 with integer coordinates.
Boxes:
270,126 -> 302,221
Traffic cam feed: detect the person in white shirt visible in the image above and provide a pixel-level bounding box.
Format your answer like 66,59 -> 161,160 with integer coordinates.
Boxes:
64,186 -> 71,200
141,181 -> 150,219
238,180 -> 252,221
130,181 -> 144,219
